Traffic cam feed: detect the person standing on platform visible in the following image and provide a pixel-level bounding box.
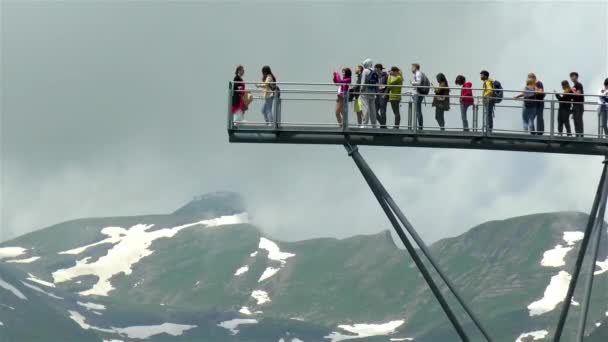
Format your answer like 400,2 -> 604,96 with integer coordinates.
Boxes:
515,79 -> 538,133
388,66 -> 404,129
333,68 -> 352,126
231,65 -> 248,123
528,73 -> 545,135
570,72 -> 585,137
598,78 -> 608,137
480,70 -> 495,132
256,65 -> 277,125
432,73 -> 450,131
555,80 -> 574,136
455,75 -> 473,131
411,63 -> 429,130
375,64 -> 389,128
350,65 -> 364,125
360,58 -> 378,128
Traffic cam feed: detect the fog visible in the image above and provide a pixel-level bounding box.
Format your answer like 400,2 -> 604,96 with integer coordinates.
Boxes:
1,1 -> 607,243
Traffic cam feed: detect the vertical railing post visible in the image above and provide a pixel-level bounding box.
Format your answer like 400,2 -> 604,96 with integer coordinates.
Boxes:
473,103 -> 479,132
343,89 -> 349,132
482,98 -> 487,136
413,94 -> 418,134
598,109 -> 602,138
550,96 -> 555,139
407,98 -> 413,130
228,82 -> 234,130
274,87 -> 281,130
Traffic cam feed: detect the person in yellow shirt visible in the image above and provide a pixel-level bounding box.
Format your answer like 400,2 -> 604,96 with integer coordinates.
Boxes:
480,70 -> 494,132
388,66 -> 404,129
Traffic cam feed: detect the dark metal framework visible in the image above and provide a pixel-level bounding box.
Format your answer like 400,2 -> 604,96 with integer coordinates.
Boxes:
227,82 -> 608,341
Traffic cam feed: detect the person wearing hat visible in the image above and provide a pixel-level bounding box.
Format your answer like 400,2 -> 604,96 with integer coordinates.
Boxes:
374,63 -> 389,128
388,66 -> 404,129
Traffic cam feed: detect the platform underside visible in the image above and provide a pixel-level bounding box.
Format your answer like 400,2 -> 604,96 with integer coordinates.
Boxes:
228,125 -> 608,156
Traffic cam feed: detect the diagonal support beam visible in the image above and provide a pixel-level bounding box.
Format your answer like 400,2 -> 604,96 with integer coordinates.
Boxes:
576,162 -> 608,341
354,156 -> 494,342
345,144 -> 478,342
553,158 -> 608,341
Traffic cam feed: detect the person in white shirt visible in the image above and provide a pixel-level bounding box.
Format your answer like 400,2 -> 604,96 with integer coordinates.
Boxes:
599,78 -> 608,137
360,58 -> 378,128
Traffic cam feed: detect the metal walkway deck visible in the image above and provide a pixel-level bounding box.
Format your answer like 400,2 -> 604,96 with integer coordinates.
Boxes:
227,81 -> 608,156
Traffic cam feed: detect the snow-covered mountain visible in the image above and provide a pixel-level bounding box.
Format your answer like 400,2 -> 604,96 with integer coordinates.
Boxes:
1,192 -> 607,341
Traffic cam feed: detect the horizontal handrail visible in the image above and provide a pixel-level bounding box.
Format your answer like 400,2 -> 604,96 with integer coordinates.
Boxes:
232,81 -> 607,99
235,87 -> 606,106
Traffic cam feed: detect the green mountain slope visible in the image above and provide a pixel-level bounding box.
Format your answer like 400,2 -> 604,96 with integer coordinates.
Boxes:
1,192 -> 606,341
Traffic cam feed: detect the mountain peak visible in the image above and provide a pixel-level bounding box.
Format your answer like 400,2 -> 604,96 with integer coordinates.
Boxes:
172,191 -> 246,219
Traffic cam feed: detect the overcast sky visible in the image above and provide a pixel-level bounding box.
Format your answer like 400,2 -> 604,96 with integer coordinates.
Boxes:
1,0 -> 607,244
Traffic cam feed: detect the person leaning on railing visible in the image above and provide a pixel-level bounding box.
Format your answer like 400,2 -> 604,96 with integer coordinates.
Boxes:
375,64 -> 389,129
231,65 -> 249,123
514,79 -> 538,134
256,65 -> 277,125
599,78 -> 608,138
528,73 -> 545,135
349,65 -> 364,125
570,72 -> 585,137
555,80 -> 575,136
455,75 -> 473,132
432,73 -> 450,131
387,66 -> 404,129
480,70 -> 495,132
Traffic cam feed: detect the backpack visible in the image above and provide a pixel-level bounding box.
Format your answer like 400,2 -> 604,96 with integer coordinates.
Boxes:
418,72 -> 431,95
493,80 -> 503,103
364,69 -> 378,92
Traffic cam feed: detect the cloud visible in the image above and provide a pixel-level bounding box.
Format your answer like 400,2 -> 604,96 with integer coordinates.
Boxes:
1,1 -> 607,243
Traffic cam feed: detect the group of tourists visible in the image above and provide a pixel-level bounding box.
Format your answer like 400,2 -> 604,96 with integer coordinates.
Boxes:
231,62 -> 608,138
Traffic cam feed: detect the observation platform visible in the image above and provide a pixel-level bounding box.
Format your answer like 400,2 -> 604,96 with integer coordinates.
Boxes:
227,81 -> 608,156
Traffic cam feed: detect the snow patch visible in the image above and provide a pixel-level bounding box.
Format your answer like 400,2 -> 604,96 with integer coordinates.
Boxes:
251,290 -> 271,305
234,266 -> 249,276
114,323 -> 197,339
259,238 -> 295,264
0,277 -> 27,300
528,271 -> 571,316
22,281 -> 63,300
6,256 -> 40,264
0,304 -> 15,310
250,251 -> 258,257
26,273 -> 55,288
0,247 -> 27,260
68,310 -> 196,339
77,301 -> 106,311
217,319 -> 258,335
515,330 -> 549,341
258,267 -> 280,282
0,321 -> 3,326
563,231 -> 584,246
52,213 -> 248,296
595,257 -> 608,275
239,306 -> 252,315
540,245 -> 572,268
390,339 -> 414,341
324,320 -> 405,342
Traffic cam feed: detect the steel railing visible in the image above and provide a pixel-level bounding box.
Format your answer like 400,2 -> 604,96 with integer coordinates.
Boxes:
228,81 -> 608,141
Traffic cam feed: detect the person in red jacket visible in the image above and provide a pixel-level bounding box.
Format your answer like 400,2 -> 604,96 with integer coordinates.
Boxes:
455,75 -> 474,131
